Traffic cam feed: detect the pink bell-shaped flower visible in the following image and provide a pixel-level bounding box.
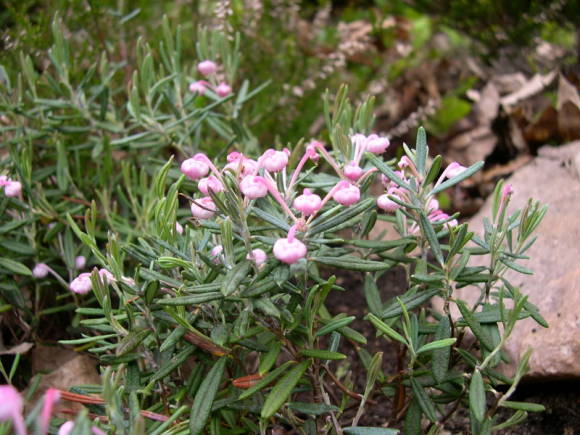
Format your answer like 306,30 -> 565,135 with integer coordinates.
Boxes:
198,176 -> 224,195
240,175 -> 268,199
377,194 -> 401,212
344,162 -> 363,181
216,82 -> 232,97
181,154 -> 210,180
175,221 -> 184,234
70,272 -> 93,294
189,80 -> 208,95
273,238 -> 307,264
197,60 -> 218,76
210,245 -> 224,264
366,134 -> 390,154
4,181 -> 22,198
0,385 -> 26,435
58,421 -> 75,435
293,188 -> 322,216
332,181 -> 360,206
261,149 -> 289,173
191,197 -> 217,219
33,263 -> 50,278
247,248 -> 267,267
445,162 -> 467,179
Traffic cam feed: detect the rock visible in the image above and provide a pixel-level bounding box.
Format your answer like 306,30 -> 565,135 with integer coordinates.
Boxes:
435,141 -> 580,379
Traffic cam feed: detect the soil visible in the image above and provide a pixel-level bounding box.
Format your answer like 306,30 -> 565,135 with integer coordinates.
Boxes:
324,267 -> 580,434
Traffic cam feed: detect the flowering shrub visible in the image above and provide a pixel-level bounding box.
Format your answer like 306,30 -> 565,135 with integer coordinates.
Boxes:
0,87 -> 542,434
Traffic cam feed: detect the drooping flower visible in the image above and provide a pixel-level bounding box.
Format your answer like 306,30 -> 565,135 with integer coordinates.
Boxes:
261,149 -> 289,173
0,385 -> 26,435
75,255 -> 86,269
181,154 -> 210,180
197,60 -> 218,76
210,245 -> 224,264
215,82 -> 232,97
189,80 -> 209,95
4,181 -> 22,198
198,176 -> 224,194
33,263 -> 50,279
293,188 -> 322,216
191,197 -> 217,219
365,134 -> 390,154
445,162 -> 467,179
332,181 -> 360,206
377,193 -> 401,212
240,175 -> 268,199
70,272 -> 93,294
247,248 -> 267,267
274,224 -> 307,265
344,162 -> 363,181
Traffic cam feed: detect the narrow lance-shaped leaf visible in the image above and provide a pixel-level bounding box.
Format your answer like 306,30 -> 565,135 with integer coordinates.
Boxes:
430,161 -> 484,195
469,369 -> 486,423
261,360 -> 310,419
190,357 -> 227,435
432,316 -> 452,384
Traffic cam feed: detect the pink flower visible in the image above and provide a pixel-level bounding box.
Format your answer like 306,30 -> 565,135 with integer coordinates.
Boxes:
0,385 -> 26,435
398,156 -> 412,169
366,134 -> 390,154
0,175 -> 8,186
261,149 -> 289,172
75,255 -> 86,269
58,421 -> 75,435
502,183 -> 514,202
247,248 -> 267,267
240,175 -> 268,199
181,154 -> 210,180
344,162 -> 363,181
210,245 -> 223,264
198,176 -> 224,194
293,188 -> 322,216
175,221 -> 184,234
445,162 -> 467,179
273,237 -> 307,265
40,388 -> 60,435
306,141 -> 321,162
197,60 -> 218,76
70,272 -> 93,294
191,197 -> 217,219
427,199 -> 439,212
332,181 -> 360,206
215,82 -> 232,97
189,80 -> 208,94
377,193 -> 401,212
98,268 -> 116,283
33,263 -> 50,278
4,181 -> 22,197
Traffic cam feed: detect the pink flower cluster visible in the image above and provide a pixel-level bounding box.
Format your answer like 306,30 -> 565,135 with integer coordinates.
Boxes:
0,175 -> 22,198
179,132 -> 394,265
69,268 -> 134,294
189,60 -> 232,97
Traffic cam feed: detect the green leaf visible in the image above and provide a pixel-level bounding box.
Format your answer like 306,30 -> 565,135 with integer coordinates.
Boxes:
259,342 -> 281,375
309,198 -> 375,235
430,161 -> 484,195
288,402 -> 339,415
432,316 -> 451,384
300,349 -> 347,360
366,314 -> 406,345
418,212 -> 444,265
261,360 -> 310,419
316,316 -> 356,336
0,258 -> 32,276
238,361 -> 295,400
365,154 -> 412,191
312,256 -> 392,272
410,377 -> 437,422
190,357 -> 227,435
456,300 -> 495,351
500,401 -> 545,412
156,293 -> 223,306
492,411 -> 528,431
116,329 -> 151,356
469,369 -> 486,423
416,338 -> 456,354
415,126 -> 427,175
424,155 -> 442,186
500,258 -> 534,275
382,289 -> 440,319
364,273 -> 383,316
221,261 -> 251,297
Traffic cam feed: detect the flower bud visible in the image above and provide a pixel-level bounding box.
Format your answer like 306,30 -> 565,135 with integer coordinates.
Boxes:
98,269 -> 116,283
211,245 -> 223,264
75,255 -> 87,269
197,60 -> 218,76
191,197 -> 217,219
445,162 -> 467,179
293,188 -> 322,216
247,248 -> 267,267
189,80 -> 208,94
69,273 -> 92,294
198,176 -> 224,194
332,181 -> 360,206
175,221 -> 184,234
273,237 -> 307,264
33,263 -> 50,278
427,199 -> 439,212
58,421 -> 75,435
261,149 -> 289,172
181,154 -> 210,180
240,175 -> 268,199
366,134 -> 390,154
398,156 -> 412,169
377,194 -> 401,212
216,82 -> 232,97
4,181 -> 22,197
344,162 -> 363,181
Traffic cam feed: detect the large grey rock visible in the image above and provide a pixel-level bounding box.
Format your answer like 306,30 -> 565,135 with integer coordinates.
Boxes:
438,142 -> 580,379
